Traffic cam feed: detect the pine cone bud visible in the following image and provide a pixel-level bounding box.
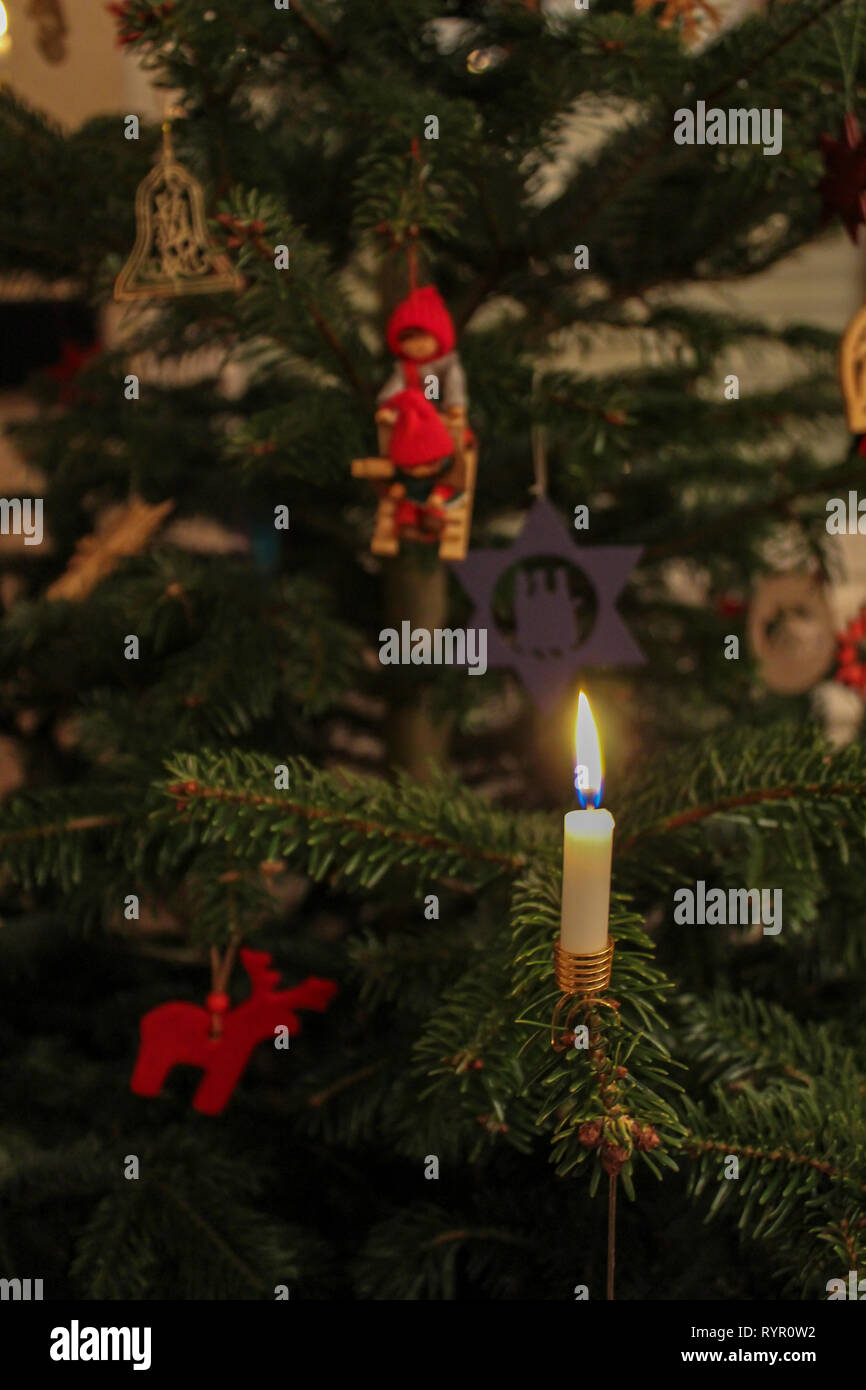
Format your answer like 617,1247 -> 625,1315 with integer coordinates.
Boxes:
601,1143 -> 629,1176
630,1122 -> 660,1151
260,860 -> 285,877
578,1121 -> 602,1148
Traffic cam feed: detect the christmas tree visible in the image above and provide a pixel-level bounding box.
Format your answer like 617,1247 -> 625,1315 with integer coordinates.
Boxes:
1,0 -> 865,1307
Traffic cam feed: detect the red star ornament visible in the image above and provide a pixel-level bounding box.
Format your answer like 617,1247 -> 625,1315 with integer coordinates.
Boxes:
818,113 -> 866,242
44,340 -> 101,405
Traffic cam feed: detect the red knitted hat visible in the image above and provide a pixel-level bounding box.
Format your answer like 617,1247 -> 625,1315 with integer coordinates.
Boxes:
386,286 -> 456,360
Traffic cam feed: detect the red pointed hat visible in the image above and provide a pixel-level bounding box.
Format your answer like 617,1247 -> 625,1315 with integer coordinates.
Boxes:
386,286 -> 456,360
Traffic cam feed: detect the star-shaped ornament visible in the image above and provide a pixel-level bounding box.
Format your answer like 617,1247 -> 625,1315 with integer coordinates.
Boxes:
453,497 -> 644,711
43,340 -> 101,404
818,113 -> 866,242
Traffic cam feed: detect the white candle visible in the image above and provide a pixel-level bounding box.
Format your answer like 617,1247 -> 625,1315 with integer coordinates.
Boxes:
559,693 -> 614,955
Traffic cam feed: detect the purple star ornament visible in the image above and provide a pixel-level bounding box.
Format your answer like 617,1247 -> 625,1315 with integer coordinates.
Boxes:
452,497 -> 644,711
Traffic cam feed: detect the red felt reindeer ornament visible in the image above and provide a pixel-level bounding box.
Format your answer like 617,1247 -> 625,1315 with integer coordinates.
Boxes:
131,946 -> 336,1115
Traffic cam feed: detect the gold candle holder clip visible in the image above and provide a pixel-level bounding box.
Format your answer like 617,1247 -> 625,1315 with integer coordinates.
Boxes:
550,938 -> 614,1051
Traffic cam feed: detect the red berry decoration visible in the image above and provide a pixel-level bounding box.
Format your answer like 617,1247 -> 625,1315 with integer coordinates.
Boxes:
818,113 -> 866,242
716,593 -> 748,618
43,340 -> 101,405
107,1 -> 174,47
834,607 -> 866,693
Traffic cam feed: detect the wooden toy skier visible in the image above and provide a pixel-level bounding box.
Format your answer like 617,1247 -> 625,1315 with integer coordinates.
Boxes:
352,285 -> 477,561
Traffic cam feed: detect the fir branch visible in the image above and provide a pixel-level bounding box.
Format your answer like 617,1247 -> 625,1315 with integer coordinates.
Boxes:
0,813 -> 121,846
162,754 -> 537,884
299,292 -> 374,405
643,452 -> 866,562
576,0 -> 848,232
149,1180 -> 264,1293
615,726 -> 866,858
683,1135 -> 866,1196
291,1 -> 338,54
425,1226 -> 535,1250
706,0 -> 847,101
675,988 -> 866,1292
308,1063 -> 384,1108
620,780 -> 866,852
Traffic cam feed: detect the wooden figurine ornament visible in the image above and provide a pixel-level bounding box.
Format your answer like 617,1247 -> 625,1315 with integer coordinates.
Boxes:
352,285 -> 477,561
820,116 -> 866,433
748,571 -> 836,695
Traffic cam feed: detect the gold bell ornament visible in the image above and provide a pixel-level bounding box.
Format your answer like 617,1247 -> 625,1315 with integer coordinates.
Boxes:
114,120 -> 242,302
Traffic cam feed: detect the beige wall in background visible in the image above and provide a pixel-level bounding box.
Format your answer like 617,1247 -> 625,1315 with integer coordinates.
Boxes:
0,0 -> 160,126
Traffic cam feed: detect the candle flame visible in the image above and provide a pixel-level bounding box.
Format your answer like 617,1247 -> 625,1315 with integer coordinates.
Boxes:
574,691 -> 603,808
0,5 -> 7,39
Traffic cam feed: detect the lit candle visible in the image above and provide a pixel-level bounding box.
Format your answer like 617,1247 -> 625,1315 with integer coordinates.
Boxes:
559,692 -> 614,955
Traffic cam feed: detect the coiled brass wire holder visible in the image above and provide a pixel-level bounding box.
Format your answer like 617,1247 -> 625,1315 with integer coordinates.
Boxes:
550,938 -> 614,1050
551,935 -> 619,1299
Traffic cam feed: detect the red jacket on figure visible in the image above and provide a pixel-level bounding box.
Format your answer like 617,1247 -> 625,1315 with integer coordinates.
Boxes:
385,388 -> 455,468
378,286 -> 468,471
